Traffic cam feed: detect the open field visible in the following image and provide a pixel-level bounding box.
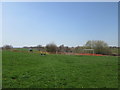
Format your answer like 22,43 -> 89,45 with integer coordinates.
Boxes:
0,50 -> 2,89
2,50 -> 118,88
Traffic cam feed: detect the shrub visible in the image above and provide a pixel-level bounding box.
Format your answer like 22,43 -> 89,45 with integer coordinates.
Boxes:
46,43 -> 57,53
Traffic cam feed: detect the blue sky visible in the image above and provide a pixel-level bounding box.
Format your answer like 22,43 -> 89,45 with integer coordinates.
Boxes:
2,2 -> 118,47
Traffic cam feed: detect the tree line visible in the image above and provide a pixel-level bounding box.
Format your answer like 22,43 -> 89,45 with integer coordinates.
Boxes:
2,40 -> 119,56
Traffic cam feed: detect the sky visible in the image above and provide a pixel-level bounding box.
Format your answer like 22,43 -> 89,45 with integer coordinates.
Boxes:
0,2 -> 2,47
2,2 -> 118,47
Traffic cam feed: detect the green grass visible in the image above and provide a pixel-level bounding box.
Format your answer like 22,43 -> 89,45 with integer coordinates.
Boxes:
0,50 -> 2,89
2,50 -> 118,88
14,48 -> 38,51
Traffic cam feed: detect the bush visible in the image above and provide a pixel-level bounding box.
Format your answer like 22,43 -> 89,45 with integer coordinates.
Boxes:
46,43 -> 57,53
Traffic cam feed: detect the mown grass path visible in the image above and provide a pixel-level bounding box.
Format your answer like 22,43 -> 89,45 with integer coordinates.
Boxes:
2,50 -> 118,88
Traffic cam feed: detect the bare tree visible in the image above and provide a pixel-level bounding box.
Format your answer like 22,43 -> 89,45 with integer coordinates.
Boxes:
36,45 -> 42,51
59,44 -> 65,52
2,45 -> 13,50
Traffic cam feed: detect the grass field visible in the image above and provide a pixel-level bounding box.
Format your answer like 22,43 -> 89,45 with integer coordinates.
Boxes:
0,50 -> 2,89
2,50 -> 118,88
